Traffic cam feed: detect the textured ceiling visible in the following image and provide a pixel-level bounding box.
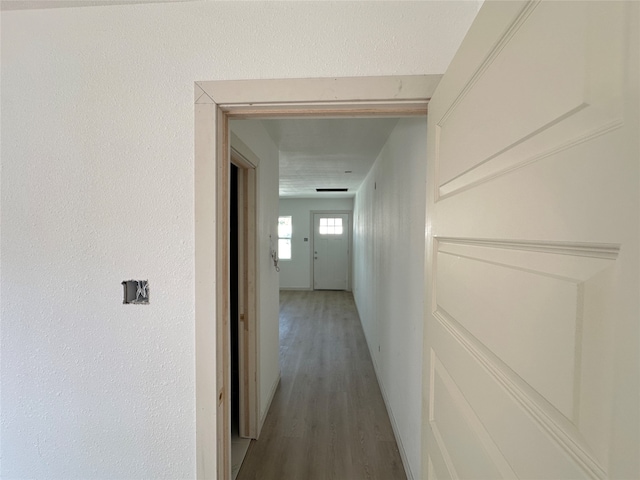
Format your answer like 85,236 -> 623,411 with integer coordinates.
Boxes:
0,0 -> 196,10
1,0 -> 483,11
261,118 -> 399,198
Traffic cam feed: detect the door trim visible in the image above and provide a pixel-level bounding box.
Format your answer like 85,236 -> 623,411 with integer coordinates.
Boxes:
230,147 -> 259,441
194,75 -> 440,480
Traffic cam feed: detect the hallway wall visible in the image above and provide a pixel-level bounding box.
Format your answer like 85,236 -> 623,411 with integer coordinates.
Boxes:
278,197 -> 354,290
353,116 -> 428,479
1,2 -> 479,478
229,121 -> 280,426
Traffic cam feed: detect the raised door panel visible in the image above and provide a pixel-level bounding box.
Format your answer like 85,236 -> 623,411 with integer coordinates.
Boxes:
436,1 -> 625,200
424,1 -> 638,479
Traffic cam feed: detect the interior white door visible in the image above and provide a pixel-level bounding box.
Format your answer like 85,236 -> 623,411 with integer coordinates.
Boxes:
423,2 -> 638,479
313,213 -> 349,290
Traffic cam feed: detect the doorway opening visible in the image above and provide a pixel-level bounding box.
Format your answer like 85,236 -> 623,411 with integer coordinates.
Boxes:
230,163 -> 239,435
229,163 -> 252,478
194,76 -> 438,480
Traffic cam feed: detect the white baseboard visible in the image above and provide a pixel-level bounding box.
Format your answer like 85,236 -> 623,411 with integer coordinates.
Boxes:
353,300 -> 415,480
258,373 -> 281,438
371,357 -> 415,480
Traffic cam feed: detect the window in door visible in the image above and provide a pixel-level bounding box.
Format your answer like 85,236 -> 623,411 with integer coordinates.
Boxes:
278,216 -> 292,260
318,217 -> 343,235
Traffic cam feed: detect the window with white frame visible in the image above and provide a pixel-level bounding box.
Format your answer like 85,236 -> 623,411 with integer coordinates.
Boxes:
318,217 -> 343,235
278,216 -> 292,260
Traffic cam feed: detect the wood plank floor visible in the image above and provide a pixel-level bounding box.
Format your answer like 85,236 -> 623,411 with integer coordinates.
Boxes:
237,290 -> 406,480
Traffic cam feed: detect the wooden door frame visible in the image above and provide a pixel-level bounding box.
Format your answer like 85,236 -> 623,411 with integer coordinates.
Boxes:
194,75 -> 440,480
310,210 -> 353,291
230,144 -> 259,443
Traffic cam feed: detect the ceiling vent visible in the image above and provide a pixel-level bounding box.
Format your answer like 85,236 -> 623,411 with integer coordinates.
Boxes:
316,188 -> 348,192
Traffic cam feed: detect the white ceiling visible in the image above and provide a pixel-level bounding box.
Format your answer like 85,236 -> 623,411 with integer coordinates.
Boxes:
1,0 -> 484,10
261,118 -> 399,199
0,0 -> 197,10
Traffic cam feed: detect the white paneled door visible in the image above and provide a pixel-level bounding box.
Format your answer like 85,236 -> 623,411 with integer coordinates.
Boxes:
424,1 -> 638,479
313,213 -> 349,290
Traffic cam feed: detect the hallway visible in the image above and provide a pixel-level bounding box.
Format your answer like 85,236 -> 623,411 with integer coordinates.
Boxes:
237,290 -> 406,480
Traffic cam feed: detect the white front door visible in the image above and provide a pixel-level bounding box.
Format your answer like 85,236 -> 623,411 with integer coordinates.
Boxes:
424,1 -> 638,479
313,213 -> 349,290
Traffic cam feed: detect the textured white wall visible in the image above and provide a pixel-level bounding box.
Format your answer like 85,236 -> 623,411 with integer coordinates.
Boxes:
353,117 -> 428,479
278,197 -> 354,290
1,2 -> 479,478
